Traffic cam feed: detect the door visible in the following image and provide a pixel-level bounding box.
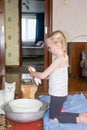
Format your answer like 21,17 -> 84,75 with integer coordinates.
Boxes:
43,0 -> 52,93
42,0 -> 52,69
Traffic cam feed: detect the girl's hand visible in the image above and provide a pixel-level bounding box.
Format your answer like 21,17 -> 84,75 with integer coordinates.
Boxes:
28,66 -> 36,79
28,66 -> 41,85
29,71 -> 35,77
28,66 -> 36,72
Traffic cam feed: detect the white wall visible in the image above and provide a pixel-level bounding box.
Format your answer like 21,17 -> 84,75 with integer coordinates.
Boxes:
53,0 -> 87,42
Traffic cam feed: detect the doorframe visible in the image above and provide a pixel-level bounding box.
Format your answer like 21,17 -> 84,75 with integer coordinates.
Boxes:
19,0 -> 52,68
19,0 -> 22,66
44,0 -> 52,69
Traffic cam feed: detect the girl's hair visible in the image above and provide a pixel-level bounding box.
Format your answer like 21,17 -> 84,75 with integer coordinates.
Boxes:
46,30 -> 67,48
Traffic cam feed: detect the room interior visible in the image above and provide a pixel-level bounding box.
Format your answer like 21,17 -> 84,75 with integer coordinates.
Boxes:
0,0 -> 87,129
0,0 -> 87,98
21,0 -> 44,72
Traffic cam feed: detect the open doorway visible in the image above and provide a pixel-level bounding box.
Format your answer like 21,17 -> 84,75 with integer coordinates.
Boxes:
21,0 -> 45,72
19,0 -> 52,73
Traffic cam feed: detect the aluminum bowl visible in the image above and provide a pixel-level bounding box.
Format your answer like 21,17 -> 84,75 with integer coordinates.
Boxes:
8,99 -> 43,112
3,101 -> 49,123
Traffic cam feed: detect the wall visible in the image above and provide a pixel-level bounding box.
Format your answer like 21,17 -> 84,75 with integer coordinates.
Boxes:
52,0 -> 87,75
5,0 -> 19,65
53,0 -> 87,42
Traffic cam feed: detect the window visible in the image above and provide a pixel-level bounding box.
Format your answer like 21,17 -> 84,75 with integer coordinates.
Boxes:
22,14 -> 36,42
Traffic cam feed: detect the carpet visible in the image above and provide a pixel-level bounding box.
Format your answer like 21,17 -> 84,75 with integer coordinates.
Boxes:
6,64 -> 44,74
0,114 -> 9,130
6,66 -> 29,74
6,57 -> 44,74
0,114 -> 43,130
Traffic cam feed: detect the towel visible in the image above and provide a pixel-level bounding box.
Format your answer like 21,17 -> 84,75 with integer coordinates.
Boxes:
34,78 -> 41,86
40,93 -> 87,130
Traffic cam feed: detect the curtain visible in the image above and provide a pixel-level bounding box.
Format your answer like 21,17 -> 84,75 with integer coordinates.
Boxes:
35,13 -> 44,44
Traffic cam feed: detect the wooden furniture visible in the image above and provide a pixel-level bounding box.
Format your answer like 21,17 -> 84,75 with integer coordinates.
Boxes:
68,42 -> 87,77
21,84 -> 38,99
0,0 -> 5,89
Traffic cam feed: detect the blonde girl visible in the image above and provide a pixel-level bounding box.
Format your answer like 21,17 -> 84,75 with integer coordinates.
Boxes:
29,30 -> 87,124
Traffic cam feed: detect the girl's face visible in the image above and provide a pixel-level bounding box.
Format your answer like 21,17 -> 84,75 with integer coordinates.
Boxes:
46,40 -> 63,56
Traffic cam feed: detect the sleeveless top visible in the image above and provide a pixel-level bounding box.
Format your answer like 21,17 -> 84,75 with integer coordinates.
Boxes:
48,66 -> 68,97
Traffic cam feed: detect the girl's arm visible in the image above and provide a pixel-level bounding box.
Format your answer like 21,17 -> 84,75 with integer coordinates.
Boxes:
29,57 -> 65,79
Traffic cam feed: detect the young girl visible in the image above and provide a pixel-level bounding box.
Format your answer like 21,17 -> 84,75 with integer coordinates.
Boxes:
28,30 -> 87,124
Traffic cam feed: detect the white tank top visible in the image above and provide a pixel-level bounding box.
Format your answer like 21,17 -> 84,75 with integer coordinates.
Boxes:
49,66 -> 68,97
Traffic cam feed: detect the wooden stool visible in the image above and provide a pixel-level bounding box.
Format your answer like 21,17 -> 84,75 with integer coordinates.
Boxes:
21,84 -> 38,99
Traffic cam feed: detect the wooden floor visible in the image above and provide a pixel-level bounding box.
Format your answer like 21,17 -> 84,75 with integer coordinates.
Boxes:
36,76 -> 87,97
68,77 -> 87,95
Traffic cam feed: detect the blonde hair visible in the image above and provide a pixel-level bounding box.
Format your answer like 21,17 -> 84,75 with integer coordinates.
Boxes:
46,30 -> 67,49
46,30 -> 69,65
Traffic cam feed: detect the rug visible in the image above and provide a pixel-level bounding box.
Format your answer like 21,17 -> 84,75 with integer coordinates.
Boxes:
0,114 -> 43,130
6,66 -> 29,74
6,64 -> 44,74
0,114 -> 9,130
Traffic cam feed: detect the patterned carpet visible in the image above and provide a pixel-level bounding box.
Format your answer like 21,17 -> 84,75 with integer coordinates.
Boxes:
6,66 -> 32,74
6,64 -> 44,74
6,57 -> 44,74
0,114 -> 9,130
0,114 -> 43,130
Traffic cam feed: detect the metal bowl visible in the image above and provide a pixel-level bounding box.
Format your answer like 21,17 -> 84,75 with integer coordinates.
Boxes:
3,101 -> 49,123
8,99 -> 43,113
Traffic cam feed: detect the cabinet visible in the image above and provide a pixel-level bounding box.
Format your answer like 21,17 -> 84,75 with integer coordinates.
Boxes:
68,42 -> 87,77
0,0 -> 5,88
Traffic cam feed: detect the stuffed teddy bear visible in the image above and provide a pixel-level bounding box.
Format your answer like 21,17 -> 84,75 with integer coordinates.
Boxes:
80,50 -> 87,78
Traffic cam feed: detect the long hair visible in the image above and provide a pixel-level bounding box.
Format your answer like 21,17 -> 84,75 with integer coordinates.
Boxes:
46,30 -> 67,49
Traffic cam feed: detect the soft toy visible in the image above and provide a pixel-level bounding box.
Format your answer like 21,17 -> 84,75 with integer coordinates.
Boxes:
80,50 -> 87,78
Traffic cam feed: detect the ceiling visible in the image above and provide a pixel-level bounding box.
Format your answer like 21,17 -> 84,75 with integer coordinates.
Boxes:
22,0 -> 44,13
